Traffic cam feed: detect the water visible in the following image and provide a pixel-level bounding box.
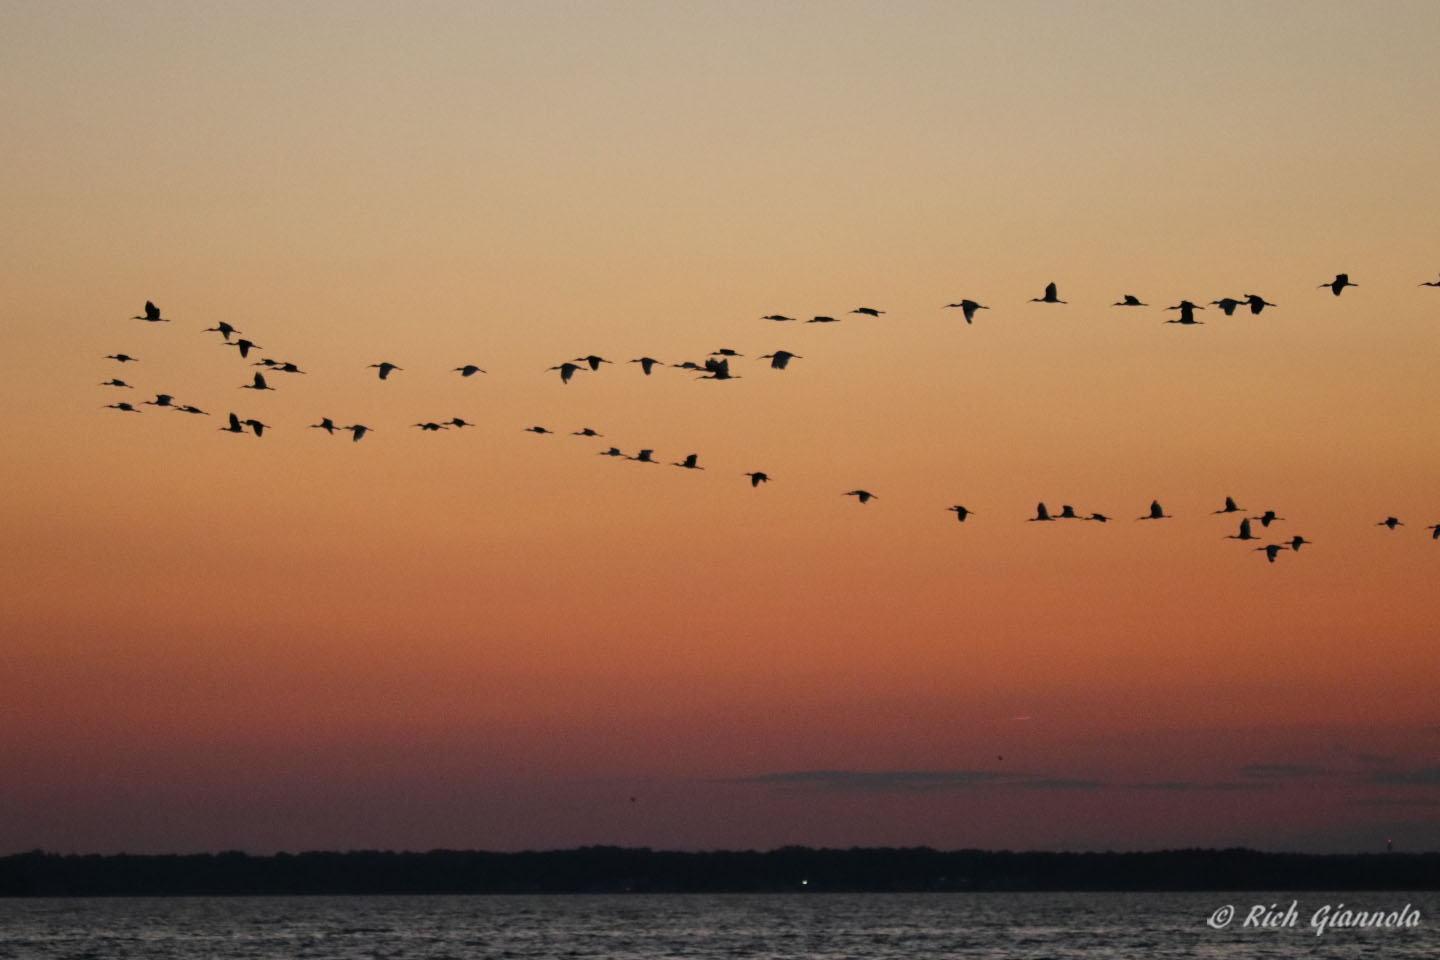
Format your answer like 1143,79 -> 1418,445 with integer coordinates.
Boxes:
0,892 -> 1432,958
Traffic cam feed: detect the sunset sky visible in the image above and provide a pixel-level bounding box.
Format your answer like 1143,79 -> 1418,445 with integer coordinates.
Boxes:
3,0 -> 1438,856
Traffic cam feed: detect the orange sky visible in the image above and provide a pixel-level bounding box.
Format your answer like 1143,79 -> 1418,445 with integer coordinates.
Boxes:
3,0 -> 1438,854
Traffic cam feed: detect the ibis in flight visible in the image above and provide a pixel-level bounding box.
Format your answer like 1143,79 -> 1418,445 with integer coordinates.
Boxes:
1030,282 -> 1065,304
1321,273 -> 1357,296
945,299 -> 989,323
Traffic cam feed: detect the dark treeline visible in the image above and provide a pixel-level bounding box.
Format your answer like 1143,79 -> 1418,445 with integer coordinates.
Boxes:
3,847 -> 1437,896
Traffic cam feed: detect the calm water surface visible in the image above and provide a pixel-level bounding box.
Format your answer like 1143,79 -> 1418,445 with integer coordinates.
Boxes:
0,892 -> 1432,959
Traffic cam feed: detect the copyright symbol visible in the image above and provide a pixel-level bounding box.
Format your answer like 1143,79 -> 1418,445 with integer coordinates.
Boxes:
1208,905 -> 1235,929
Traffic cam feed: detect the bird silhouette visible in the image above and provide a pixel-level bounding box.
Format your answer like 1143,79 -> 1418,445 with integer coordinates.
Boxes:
254,358 -> 280,368
1112,294 -> 1147,306
1243,294 -> 1276,314
369,362 -> 403,380
1252,510 -> 1283,527
106,401 -> 139,412
630,357 -> 662,374
221,413 -> 245,433
228,339 -> 261,359
711,348 -> 743,357
203,321 -> 240,340
1058,505 -> 1080,519
1288,535 -> 1312,551
1085,513 -> 1110,522
759,351 -> 801,370
100,378 -> 132,388
845,490 -> 877,504
242,372 -> 274,391
454,364 -> 486,377
524,426 -> 553,435
599,447 -> 625,457
311,418 -> 338,434
672,361 -> 704,371
1030,282 -> 1065,304
1377,516 -> 1403,530
1321,273 -> 1357,296
344,424 -> 372,442
1427,524 -> 1440,539
1164,301 -> 1205,324
174,404 -> 207,415
745,471 -> 770,487
105,354 -> 138,363
446,418 -> 474,429
1420,274 -> 1440,288
944,299 -> 989,323
414,422 -> 449,431
698,357 -> 738,379
272,362 -> 305,374
243,418 -> 270,437
1211,297 -> 1244,316
1214,496 -> 1245,514
549,362 -> 583,384
1139,500 -> 1171,520
629,449 -> 656,463
132,301 -> 168,322
948,505 -> 973,522
673,454 -> 703,469
762,314 -> 796,322
142,394 -> 175,408
808,315 -> 839,323
851,307 -> 884,317
572,427 -> 601,437
1258,543 -> 1287,563
1226,518 -> 1258,541
574,355 -> 611,371
1029,502 -> 1054,522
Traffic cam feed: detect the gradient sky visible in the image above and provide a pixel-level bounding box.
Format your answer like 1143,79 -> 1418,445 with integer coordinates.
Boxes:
3,0 -> 1438,855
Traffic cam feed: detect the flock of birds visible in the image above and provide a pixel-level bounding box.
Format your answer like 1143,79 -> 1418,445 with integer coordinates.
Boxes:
100,273 -> 1440,561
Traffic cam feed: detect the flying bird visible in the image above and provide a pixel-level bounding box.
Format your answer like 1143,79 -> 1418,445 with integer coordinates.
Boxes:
142,394 -> 175,407
574,355 -> 611,371
524,426 -> 553,435
1139,500 -> 1171,520
762,314 -> 796,322
947,505 -> 973,522
851,307 -> 884,317
1030,282 -> 1065,304
106,401 -> 139,412
745,471 -> 770,487
549,362 -> 583,384
1252,510 -> 1284,527
807,315 -> 839,323
100,378 -> 132,388
311,418 -> 338,434
711,348 -> 743,357
203,321 -> 240,340
454,365 -> 486,377
1058,505 -> 1081,519
1164,301 -> 1204,324
221,413 -> 245,433
1243,294 -> 1276,314
446,418 -> 474,429
174,405 -> 207,415
228,339 -> 261,359
698,357 -> 738,379
845,490 -> 877,504
132,300 -> 168,322
1377,516 -> 1403,530
1257,543 -> 1288,563
599,447 -> 625,457
673,454 -> 703,469
1420,274 -> 1440,288
1085,513 -> 1110,522
572,427 -> 601,437
242,372 -> 274,391
414,422 -> 449,431
1028,502 -> 1054,522
344,424 -> 371,442
629,357 -> 662,375
369,362 -> 403,380
629,449 -> 656,463
1214,496 -> 1245,514
759,350 -> 801,370
105,353 -> 138,363
1288,535 -> 1313,551
1226,518 -> 1258,541
1211,297 -> 1244,316
944,299 -> 989,323
1320,273 -> 1357,296
1112,295 -> 1146,306
272,362 -> 305,374
243,418 -> 270,437
1427,524 -> 1440,539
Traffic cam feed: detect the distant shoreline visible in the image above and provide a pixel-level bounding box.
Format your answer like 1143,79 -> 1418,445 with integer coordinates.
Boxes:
4,847 -> 1437,896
